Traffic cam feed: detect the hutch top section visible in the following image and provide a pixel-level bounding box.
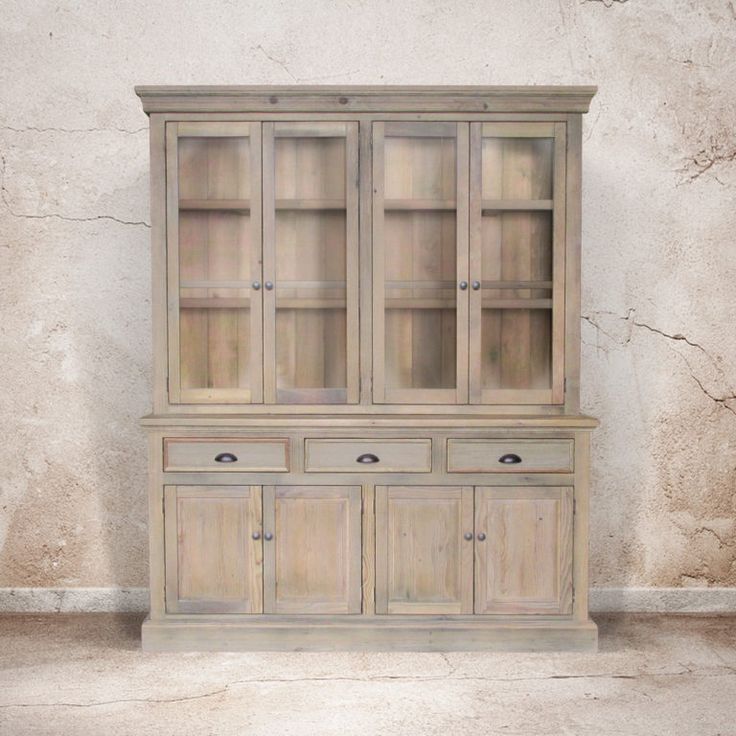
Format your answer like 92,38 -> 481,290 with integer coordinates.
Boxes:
136,86 -> 597,114
136,86 -> 596,415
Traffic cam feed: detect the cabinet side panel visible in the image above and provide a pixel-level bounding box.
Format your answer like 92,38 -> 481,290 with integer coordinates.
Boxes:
573,431 -> 591,619
148,434 -> 165,618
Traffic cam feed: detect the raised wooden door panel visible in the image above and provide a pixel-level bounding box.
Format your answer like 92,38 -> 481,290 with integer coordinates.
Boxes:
164,486 -> 263,614
166,122 -> 263,404
474,486 -> 573,615
373,121 -> 469,404
375,486 -> 473,614
263,486 -> 362,614
263,122 -> 360,405
469,122 -> 566,405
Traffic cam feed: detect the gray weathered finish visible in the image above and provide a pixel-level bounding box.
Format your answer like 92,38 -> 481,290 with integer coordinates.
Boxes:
137,86 -> 598,652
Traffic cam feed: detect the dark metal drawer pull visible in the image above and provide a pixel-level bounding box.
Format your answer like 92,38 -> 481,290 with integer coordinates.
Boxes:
499,453 -> 522,465
356,453 -> 380,464
215,452 -> 238,463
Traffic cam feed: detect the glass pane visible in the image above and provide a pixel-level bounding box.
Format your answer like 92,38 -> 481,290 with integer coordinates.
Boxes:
177,135 -> 256,396
480,134 -> 554,392
383,128 -> 457,391
482,137 -> 553,200
273,127 -> 348,401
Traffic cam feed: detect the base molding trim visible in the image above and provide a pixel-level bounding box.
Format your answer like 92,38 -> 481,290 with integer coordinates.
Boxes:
0,587 -> 149,613
141,616 -> 598,652
2,587 -> 735,614
589,587 -> 736,613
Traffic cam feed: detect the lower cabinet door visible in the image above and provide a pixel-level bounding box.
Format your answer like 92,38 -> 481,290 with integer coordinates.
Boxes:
164,486 -> 263,614
375,486 -> 474,614
474,486 -> 573,615
263,486 -> 362,614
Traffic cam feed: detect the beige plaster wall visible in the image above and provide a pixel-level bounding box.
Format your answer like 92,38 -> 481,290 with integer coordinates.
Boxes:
1,0 -> 734,597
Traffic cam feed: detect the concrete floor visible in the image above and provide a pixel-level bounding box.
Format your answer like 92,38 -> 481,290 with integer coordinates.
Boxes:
0,615 -> 734,736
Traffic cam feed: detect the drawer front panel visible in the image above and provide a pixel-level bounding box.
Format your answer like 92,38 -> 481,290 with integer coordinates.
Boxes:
447,439 -> 573,473
305,439 -> 432,473
164,438 -> 290,472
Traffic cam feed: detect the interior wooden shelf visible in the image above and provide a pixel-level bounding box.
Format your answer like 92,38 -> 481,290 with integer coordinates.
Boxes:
180,279 -> 251,289
179,199 -> 250,212
180,279 -> 346,289
482,280 -> 553,290
386,280 -> 455,290
480,298 -> 552,309
481,199 -> 553,211
180,297 -> 251,309
178,198 -> 346,212
385,280 -> 553,290
277,299 -> 347,309
384,198 -> 456,211
180,297 -> 348,310
384,298 -> 553,310
275,198 -> 346,210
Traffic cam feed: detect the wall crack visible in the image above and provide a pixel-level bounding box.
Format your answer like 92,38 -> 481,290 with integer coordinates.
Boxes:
582,309 -> 736,417
0,155 -> 150,228
0,125 -> 147,135
678,146 -> 736,185
581,0 -> 630,6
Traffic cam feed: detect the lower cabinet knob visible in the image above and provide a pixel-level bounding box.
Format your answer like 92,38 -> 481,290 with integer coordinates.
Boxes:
477,532 -> 487,542
252,532 -> 261,540
463,532 -> 473,541
264,532 -> 274,541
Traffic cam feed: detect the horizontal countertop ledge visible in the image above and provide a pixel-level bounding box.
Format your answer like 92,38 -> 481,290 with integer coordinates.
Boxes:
140,413 -> 599,429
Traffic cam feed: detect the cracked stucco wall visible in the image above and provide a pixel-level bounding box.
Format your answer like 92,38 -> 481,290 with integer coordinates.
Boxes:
0,0 -> 734,595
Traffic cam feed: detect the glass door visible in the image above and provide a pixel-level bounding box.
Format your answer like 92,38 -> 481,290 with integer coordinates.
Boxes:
469,122 -> 566,404
262,122 -> 359,404
373,122 -> 469,404
166,122 -> 262,403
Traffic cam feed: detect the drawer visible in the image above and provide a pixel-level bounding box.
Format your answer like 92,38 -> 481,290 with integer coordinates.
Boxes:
447,439 -> 573,473
164,438 -> 290,472
305,439 -> 432,473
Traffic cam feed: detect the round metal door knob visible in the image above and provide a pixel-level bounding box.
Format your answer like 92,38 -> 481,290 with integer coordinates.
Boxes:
264,532 -> 274,541
252,531 -> 261,540
463,532 -> 473,541
264,281 -> 274,291
252,281 -> 261,290
459,281 -> 468,290
472,280 -> 481,291
477,532 -> 487,542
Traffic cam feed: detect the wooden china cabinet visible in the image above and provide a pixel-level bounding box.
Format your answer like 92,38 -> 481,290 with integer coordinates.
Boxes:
136,86 -> 598,651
